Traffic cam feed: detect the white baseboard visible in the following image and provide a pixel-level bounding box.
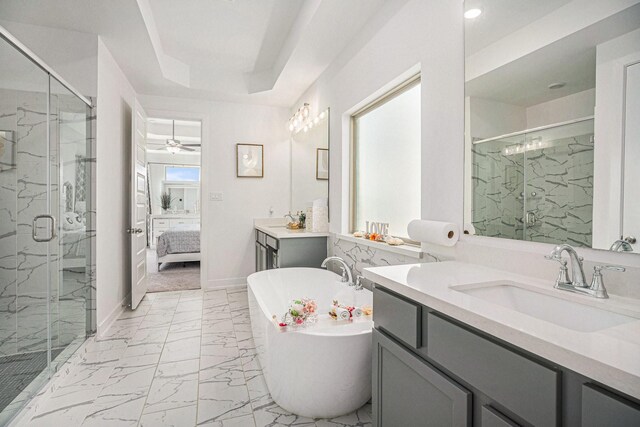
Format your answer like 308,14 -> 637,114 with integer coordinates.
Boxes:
97,293 -> 130,339
205,277 -> 247,289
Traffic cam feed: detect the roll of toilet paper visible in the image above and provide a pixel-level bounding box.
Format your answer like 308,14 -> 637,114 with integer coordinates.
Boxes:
313,198 -> 328,208
310,206 -> 329,232
463,222 -> 476,236
334,307 -> 351,320
407,219 -> 459,247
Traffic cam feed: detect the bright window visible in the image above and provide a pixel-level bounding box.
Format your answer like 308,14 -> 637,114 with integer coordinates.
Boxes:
165,166 -> 200,182
352,77 -> 421,238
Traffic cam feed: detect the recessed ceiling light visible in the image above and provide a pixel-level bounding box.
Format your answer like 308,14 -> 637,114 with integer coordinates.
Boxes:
548,82 -> 566,90
464,8 -> 482,19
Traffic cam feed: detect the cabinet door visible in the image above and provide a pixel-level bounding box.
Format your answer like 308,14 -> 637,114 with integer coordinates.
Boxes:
373,329 -> 471,427
582,383 -> 640,427
481,405 -> 519,427
255,242 -> 266,272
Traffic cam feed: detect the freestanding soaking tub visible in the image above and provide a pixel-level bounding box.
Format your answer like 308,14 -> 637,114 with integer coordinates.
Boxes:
247,267 -> 373,418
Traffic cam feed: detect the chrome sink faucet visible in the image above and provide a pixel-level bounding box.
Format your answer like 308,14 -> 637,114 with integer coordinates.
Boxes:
321,256 -> 353,286
545,244 -> 626,299
548,244 -> 588,288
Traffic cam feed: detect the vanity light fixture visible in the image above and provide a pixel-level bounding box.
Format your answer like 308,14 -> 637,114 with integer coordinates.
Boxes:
288,103 -> 329,134
464,8 -> 482,19
503,137 -> 546,156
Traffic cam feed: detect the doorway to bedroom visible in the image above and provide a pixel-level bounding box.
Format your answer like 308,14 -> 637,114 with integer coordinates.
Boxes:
145,118 -> 202,292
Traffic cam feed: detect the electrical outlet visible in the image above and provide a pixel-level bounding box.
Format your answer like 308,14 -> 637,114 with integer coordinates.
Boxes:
210,192 -> 223,201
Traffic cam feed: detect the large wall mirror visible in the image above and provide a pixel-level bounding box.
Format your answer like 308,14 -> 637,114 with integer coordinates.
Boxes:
290,108 -> 329,213
464,0 -> 640,254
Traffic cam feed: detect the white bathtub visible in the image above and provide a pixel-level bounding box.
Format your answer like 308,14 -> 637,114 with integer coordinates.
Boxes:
247,267 -> 373,418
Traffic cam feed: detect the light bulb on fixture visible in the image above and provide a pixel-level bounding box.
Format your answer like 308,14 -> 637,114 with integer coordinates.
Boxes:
464,8 -> 482,19
303,126 -> 308,132
314,117 -> 319,124
308,121 -> 314,129
319,111 -> 326,119
288,123 -> 294,131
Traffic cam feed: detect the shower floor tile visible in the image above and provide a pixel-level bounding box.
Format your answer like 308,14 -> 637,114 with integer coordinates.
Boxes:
0,348 -> 63,413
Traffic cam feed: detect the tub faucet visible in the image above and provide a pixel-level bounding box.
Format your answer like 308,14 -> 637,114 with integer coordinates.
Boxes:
321,256 -> 353,286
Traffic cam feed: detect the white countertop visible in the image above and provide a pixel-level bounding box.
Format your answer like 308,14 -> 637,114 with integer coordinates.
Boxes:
363,261 -> 640,399
254,218 -> 330,239
151,214 -> 200,218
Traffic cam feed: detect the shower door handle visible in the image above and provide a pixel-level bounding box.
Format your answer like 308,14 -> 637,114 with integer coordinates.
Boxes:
32,214 -> 57,242
525,211 -> 537,226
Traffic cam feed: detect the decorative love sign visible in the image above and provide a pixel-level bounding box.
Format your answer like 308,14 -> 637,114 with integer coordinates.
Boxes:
366,221 -> 389,236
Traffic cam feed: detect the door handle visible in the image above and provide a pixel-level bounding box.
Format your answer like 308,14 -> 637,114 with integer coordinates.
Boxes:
525,211 -> 537,226
32,215 -> 56,242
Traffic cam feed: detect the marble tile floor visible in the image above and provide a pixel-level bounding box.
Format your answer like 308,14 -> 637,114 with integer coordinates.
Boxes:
12,287 -> 372,426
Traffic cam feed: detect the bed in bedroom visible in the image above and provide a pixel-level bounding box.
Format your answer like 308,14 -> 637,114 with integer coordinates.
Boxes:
156,224 -> 201,268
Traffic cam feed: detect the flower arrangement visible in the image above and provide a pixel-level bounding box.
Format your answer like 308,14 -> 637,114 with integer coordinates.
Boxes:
273,297 -> 318,328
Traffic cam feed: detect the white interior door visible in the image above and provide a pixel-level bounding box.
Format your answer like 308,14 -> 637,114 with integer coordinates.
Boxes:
130,99 -> 148,309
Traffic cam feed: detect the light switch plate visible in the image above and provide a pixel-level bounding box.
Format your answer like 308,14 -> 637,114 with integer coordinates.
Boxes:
210,192 -> 223,201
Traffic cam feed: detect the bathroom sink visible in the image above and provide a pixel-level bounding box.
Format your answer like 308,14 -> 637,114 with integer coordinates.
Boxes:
451,282 -> 638,333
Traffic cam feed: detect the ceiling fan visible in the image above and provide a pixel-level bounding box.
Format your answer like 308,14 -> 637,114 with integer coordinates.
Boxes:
164,120 -> 200,153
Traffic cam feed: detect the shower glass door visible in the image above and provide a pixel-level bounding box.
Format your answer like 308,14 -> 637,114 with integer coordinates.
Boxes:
522,120 -> 595,247
471,118 -> 595,245
0,33 -> 93,424
0,34 -> 55,422
49,77 -> 92,372
471,134 -> 526,240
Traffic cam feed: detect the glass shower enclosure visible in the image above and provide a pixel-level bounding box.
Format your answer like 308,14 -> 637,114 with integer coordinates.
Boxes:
0,29 -> 95,423
471,118 -> 595,247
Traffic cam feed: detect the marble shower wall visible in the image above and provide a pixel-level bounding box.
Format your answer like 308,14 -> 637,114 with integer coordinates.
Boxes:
472,131 -> 594,247
328,235 -> 438,284
524,134 -> 594,246
0,87 -> 95,358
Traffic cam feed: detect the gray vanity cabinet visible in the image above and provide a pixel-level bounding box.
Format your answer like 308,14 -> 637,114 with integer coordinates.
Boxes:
582,383 -> 640,427
254,230 -> 327,271
372,329 -> 471,427
372,285 -> 640,427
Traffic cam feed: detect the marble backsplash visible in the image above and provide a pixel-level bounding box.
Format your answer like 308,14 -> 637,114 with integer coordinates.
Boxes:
327,235 -> 438,286
472,131 -> 594,247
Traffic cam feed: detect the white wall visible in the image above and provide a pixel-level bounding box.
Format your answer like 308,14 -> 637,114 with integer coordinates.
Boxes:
291,0 -> 464,236
468,97 -> 526,140
526,88 -> 595,128
95,38 -> 137,334
139,94 -> 290,288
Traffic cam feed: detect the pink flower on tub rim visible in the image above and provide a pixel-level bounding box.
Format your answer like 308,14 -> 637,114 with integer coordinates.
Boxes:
304,299 -> 317,314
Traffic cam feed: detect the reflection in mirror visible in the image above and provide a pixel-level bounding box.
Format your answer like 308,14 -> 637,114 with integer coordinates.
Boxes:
463,0 -> 640,253
291,108 -> 329,214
